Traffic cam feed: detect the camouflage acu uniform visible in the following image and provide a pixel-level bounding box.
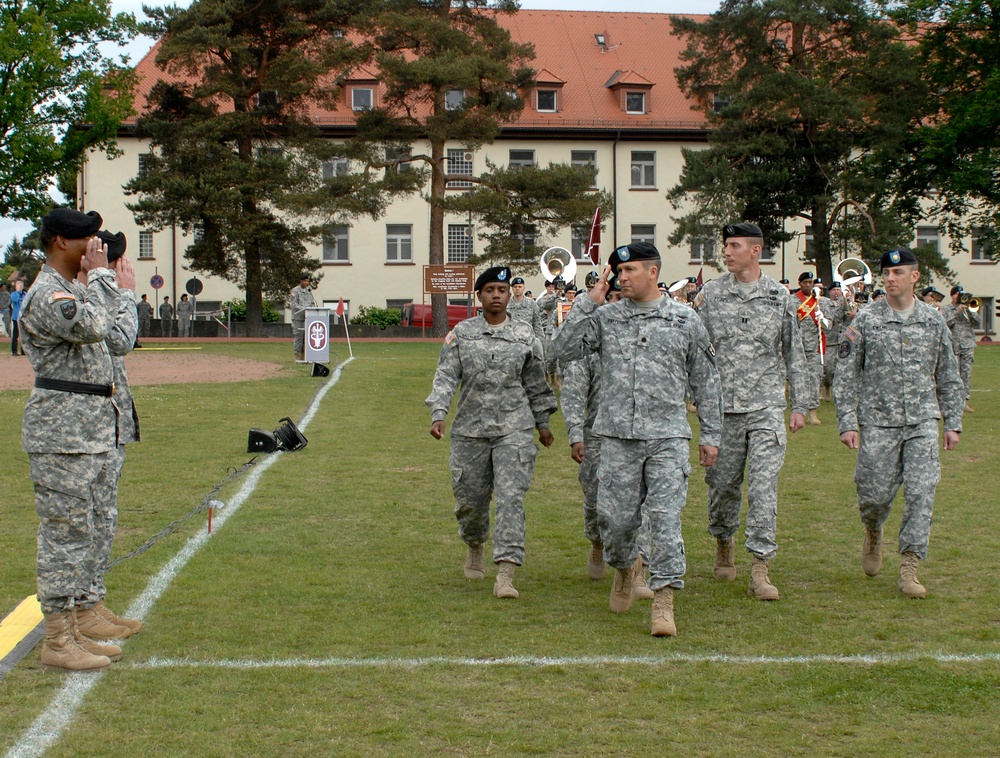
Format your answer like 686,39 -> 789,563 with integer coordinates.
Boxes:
19,264 -> 121,615
90,288 -> 141,606
507,296 -> 545,347
289,284 -> 317,357
562,353 -> 650,560
823,298 -> 855,395
426,316 -> 556,566
136,297 -> 153,337
551,296 -> 723,590
694,273 -> 809,559
176,296 -> 194,338
159,299 -> 173,337
833,299 -> 965,559
940,302 -> 979,403
535,292 -> 559,375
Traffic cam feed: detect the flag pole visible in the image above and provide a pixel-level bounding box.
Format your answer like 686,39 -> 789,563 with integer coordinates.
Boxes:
337,298 -> 353,358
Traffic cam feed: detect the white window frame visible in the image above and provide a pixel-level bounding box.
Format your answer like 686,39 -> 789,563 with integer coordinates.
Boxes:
571,150 -> 597,188
536,89 -> 557,112
447,224 -> 473,263
323,225 -> 350,263
351,87 -> 373,111
971,226 -> 992,261
138,231 -> 154,259
509,149 -> 535,171
689,236 -> 713,263
630,151 -> 655,188
625,91 -> 646,115
386,224 -> 413,263
630,224 -> 655,245
445,89 -> 466,111
138,153 -> 152,178
322,157 -> 349,179
916,226 -> 940,254
446,149 -> 473,188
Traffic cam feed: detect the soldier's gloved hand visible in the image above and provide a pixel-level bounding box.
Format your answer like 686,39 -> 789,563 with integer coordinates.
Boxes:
429,420 -> 445,440
570,441 -> 585,463
538,428 -> 554,448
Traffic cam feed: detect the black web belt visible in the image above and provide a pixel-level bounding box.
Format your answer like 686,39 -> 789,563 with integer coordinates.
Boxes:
35,377 -> 115,397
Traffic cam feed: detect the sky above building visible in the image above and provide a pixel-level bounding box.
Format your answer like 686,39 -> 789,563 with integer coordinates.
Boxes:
2,0 -> 722,245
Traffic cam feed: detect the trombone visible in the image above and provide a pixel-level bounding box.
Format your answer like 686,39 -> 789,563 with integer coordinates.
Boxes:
959,292 -> 981,320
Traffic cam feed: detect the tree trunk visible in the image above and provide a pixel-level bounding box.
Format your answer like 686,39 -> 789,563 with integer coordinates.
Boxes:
429,137 -> 448,338
244,240 -> 264,338
811,198 -> 834,288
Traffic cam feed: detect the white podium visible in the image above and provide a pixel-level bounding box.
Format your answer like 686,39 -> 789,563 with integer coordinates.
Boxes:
304,307 -> 331,364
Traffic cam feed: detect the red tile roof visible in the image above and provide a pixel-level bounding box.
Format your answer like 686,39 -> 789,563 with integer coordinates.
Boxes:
129,10 -> 709,133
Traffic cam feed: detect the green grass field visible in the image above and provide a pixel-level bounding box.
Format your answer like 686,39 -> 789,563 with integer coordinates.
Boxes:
2,341 -> 999,756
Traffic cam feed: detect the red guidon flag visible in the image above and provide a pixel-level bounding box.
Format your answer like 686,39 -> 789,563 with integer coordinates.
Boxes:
586,207 -> 601,265
336,297 -> 345,317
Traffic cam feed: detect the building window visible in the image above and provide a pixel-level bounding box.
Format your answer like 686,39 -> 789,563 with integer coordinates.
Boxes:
761,245 -> 776,263
193,222 -> 205,243
138,231 -> 154,259
445,89 -> 465,111
803,225 -> 815,261
631,224 -> 655,245
509,149 -> 535,171
386,298 -> 412,312
536,89 -> 557,112
625,91 -> 646,114
256,146 -> 283,161
446,149 -> 473,188
255,89 -> 279,112
916,226 -> 939,254
447,224 -> 472,262
384,146 -> 411,176
972,226 -> 993,261
322,157 -> 349,179
571,150 -> 597,188
690,236 -> 713,263
712,93 -> 731,113
351,88 -> 373,111
630,151 -> 655,188
138,153 -> 152,178
571,226 -> 591,261
323,225 -> 349,263
386,224 -> 413,263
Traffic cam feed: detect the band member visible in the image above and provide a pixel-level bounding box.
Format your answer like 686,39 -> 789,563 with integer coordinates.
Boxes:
427,266 -> 556,600
507,276 -> 545,346
940,285 -> 980,413
793,272 -> 825,425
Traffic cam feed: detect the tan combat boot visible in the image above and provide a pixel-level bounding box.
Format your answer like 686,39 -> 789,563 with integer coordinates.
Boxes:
899,552 -> 927,598
93,601 -> 143,636
633,563 -> 654,600
651,587 -> 677,637
493,561 -> 519,599
75,605 -> 132,640
609,556 -> 641,613
807,409 -> 822,425
464,543 -> 485,579
861,527 -> 883,577
714,537 -> 736,581
39,612 -> 112,671
587,541 -> 606,580
748,557 -> 780,601
964,403 -> 974,413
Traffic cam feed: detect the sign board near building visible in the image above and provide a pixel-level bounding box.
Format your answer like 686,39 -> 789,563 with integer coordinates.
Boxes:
424,265 -> 475,295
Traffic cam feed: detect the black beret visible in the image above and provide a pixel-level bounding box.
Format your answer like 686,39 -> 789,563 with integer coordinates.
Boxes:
921,286 -> 943,299
564,283 -> 578,293
608,275 -> 622,292
871,289 -> 885,297
828,280 -> 842,290
722,222 -> 763,241
96,230 -> 127,263
300,273 -> 312,281
798,271 -> 814,282
475,266 -> 512,291
686,277 -> 698,284
42,208 -> 103,239
779,278 -> 790,284
879,247 -> 918,271
658,282 -> 668,289
608,242 -> 660,274
584,271 -> 600,289
950,285 -> 963,296
511,276 -> 525,285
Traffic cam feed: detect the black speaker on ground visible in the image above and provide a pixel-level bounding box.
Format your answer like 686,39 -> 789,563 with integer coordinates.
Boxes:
247,417 -> 308,453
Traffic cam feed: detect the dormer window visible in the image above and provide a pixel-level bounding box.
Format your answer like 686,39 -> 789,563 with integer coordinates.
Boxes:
536,89 -> 557,113
445,89 -> 466,111
625,91 -> 646,114
352,88 -> 373,111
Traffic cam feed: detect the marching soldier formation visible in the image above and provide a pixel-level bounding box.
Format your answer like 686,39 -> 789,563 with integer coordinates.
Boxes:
427,226 -> 971,637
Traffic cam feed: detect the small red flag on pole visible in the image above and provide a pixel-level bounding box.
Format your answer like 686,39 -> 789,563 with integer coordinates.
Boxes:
696,267 -> 704,288
336,297 -> 345,317
586,207 -> 601,266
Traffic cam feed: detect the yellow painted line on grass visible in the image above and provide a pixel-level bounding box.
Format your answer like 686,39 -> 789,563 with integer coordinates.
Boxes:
0,596 -> 42,661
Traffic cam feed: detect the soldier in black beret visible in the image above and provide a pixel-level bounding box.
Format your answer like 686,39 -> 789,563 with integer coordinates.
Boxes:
96,230 -> 127,264
608,241 -> 660,275
474,266 -> 512,292
722,222 -> 763,241
40,208 -> 103,244
879,248 -> 918,271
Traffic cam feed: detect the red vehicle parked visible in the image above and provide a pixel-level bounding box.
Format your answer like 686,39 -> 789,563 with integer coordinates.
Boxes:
401,303 -> 480,329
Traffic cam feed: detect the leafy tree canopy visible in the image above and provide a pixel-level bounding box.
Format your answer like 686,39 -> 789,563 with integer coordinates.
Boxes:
0,0 -> 136,220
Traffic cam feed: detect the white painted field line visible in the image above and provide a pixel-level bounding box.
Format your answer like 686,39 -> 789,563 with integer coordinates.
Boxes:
127,652 -> 1000,670
6,358 -> 354,758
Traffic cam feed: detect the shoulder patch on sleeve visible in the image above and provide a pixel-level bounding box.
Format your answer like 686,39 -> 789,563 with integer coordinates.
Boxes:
444,330 -> 456,346
839,342 -> 851,358
693,291 -> 704,310
843,325 -> 860,343
51,292 -> 76,302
